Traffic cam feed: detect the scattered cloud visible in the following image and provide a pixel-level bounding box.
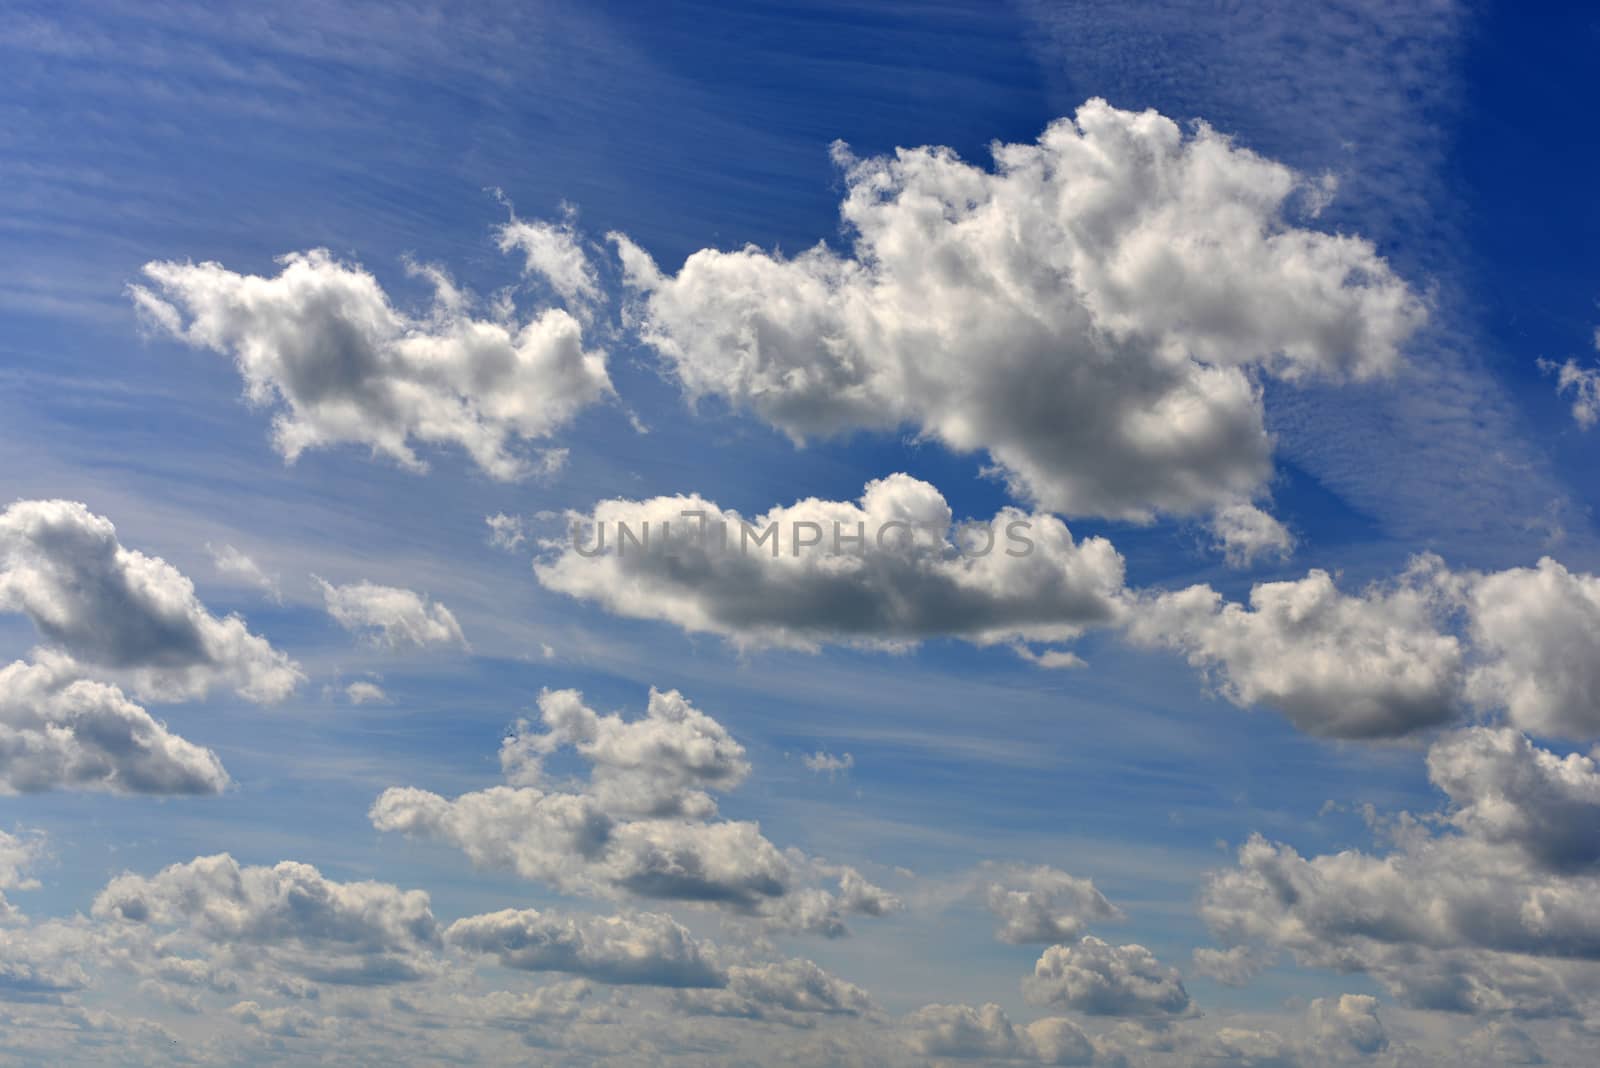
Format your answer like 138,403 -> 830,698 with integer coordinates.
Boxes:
317,579 -> 466,651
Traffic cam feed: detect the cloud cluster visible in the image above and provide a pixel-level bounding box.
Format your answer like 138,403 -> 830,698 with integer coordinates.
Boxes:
1201,727 -> 1600,1016
446,908 -> 723,988
614,98 -> 1423,522
372,687 -> 897,935
0,499 -> 300,703
1023,937 -> 1192,1018
0,653 -> 229,795
902,1002 -> 1094,1064
537,473 -> 1125,659
130,243 -> 612,480
317,579 -> 466,650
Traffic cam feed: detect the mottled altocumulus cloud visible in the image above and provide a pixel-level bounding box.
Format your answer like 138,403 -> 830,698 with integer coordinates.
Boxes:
614,98 -> 1424,523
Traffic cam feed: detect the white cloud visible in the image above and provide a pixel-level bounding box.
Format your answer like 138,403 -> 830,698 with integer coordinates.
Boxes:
802,751 -> 853,775
902,1002 -> 1094,1064
1125,558 -> 1462,739
1023,936 -> 1191,1017
317,578 -> 466,650
205,542 -> 281,602
1462,557 -> 1600,739
981,864 -> 1123,945
446,907 -> 724,988
1538,329 -> 1600,429
1209,503 -> 1295,568
93,853 -> 442,987
0,499 -> 301,703
676,958 -> 876,1022
484,512 -> 528,551
130,244 -> 612,480
496,209 -> 602,309
0,653 -> 230,796
371,687 -> 896,933
537,473 -> 1125,660
614,98 -> 1422,521
344,680 -> 388,705
1307,994 -> 1387,1056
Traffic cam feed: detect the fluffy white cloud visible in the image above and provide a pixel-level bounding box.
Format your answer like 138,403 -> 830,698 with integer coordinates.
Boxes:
614,98 -> 1422,522
1539,331 -> 1600,429
496,211 -> 602,309
537,474 -> 1125,659
982,864 -> 1123,945
1201,730 -> 1600,1016
372,687 -> 896,932
484,512 -> 528,551
317,579 -> 466,650
93,853 -> 441,986
0,653 -> 229,795
0,500 -> 301,702
446,908 -> 724,988
1023,936 -> 1191,1017
676,958 -> 876,1022
1125,559 -> 1462,739
130,245 -> 612,480
206,542 -> 281,602
902,1002 -> 1094,1064
343,680 -> 388,705
1209,503 -> 1295,568
1462,558 -> 1600,739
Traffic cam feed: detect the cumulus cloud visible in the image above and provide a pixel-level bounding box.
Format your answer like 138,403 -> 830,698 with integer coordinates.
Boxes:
676,958 -> 876,1022
1201,729 -> 1600,1016
1462,557 -> 1600,738
1539,330 -> 1600,429
0,827 -> 45,918
129,243 -> 612,480
317,579 -> 466,650
537,473 -> 1125,661
496,208 -> 602,309
0,500 -> 301,703
446,908 -> 724,988
1023,936 -> 1191,1017
614,98 -> 1422,522
802,751 -> 853,775
485,513 -> 528,551
981,864 -> 1123,945
1307,994 -> 1387,1056
0,653 -> 229,796
94,853 -> 441,986
1125,558 -> 1462,739
344,680 -> 388,705
1209,503 -> 1295,568
371,687 -> 896,933
902,1002 -> 1093,1064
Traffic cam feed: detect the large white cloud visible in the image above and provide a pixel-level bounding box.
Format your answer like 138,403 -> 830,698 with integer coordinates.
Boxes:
1125,560 -> 1463,739
446,908 -> 724,988
129,244 -> 612,480
317,578 -> 467,651
1022,937 -> 1191,1018
0,653 -> 229,796
371,687 -> 897,933
536,473 -> 1125,659
1201,729 -> 1600,1017
613,98 -> 1423,522
0,499 -> 301,703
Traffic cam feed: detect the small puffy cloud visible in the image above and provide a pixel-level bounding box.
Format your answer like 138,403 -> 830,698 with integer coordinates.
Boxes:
1023,936 -> 1191,1017
802,751 -> 853,775
372,687 -> 895,934
0,500 -> 301,703
677,958 -> 875,1021
317,579 -> 466,650
485,513 -> 528,551
1463,557 -> 1600,739
902,1002 -> 1093,1064
496,210 -> 601,309
1538,330 -> 1600,429
446,908 -> 724,988
537,473 -> 1125,661
1307,994 -> 1387,1056
981,864 -> 1123,945
0,653 -> 229,796
344,681 -> 388,706
1209,503 -> 1295,568
615,98 -> 1422,521
94,853 -> 441,986
206,542 -> 281,602
1125,559 -> 1462,739
130,245 -> 611,480
501,688 -> 750,820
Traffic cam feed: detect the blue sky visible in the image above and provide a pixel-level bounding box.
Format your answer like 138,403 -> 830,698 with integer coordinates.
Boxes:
2,2 -> 1600,1065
